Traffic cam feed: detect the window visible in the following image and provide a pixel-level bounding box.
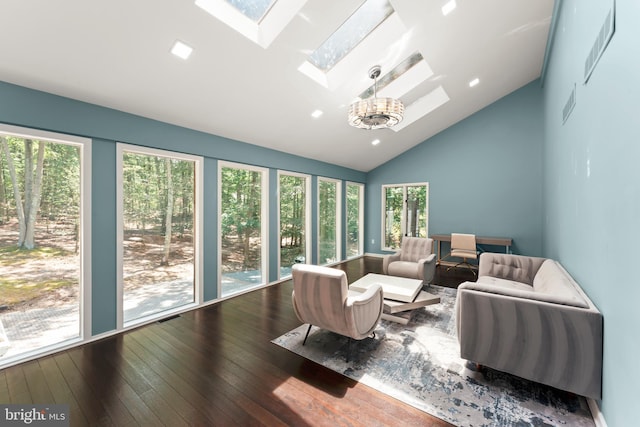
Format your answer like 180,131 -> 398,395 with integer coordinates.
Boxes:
308,0 -> 394,71
117,145 -> 202,326
225,0 -> 277,22
346,182 -> 364,258
278,171 -> 310,278
0,124 -> 90,366
219,162 -> 268,296
383,183 -> 428,250
196,0 -> 307,49
318,177 -> 341,264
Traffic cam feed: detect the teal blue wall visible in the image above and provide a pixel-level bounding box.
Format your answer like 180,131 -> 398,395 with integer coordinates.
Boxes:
542,0 -> 639,424
366,81 -> 544,257
0,81 -> 365,336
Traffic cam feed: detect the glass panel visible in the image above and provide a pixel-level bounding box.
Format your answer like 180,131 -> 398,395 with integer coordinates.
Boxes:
279,174 -> 307,278
308,0 -> 394,71
1,134 -> 81,361
226,0 -> 277,22
122,152 -> 195,323
318,179 -> 338,264
406,185 -> 427,238
221,166 -> 263,296
346,183 -> 363,257
384,186 -> 403,249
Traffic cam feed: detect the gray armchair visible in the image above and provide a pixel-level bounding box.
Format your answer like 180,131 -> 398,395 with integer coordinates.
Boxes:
382,237 -> 436,286
292,264 -> 383,360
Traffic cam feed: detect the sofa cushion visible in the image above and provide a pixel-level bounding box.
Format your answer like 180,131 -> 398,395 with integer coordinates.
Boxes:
478,253 -> 546,285
388,261 -> 419,278
475,276 -> 533,292
532,260 -> 588,308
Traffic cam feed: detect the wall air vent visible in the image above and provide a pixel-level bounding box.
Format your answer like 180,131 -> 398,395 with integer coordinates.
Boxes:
584,6 -> 615,83
562,84 -> 576,124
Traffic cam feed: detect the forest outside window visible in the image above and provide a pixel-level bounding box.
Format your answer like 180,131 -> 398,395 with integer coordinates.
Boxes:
219,162 -> 268,296
0,124 -> 91,367
318,177 -> 342,265
346,182 -> 364,258
117,144 -> 203,327
382,183 -> 429,250
278,171 -> 310,279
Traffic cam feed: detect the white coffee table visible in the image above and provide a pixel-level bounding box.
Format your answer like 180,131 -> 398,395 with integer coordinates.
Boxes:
350,273 -> 441,325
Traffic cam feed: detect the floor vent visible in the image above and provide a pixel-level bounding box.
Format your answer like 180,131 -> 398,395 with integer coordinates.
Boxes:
562,84 -> 576,124
158,315 -> 181,323
584,7 -> 615,83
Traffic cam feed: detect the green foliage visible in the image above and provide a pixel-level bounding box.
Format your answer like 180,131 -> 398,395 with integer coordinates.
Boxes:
279,174 -> 306,267
346,183 -> 362,256
318,179 -> 337,263
122,152 -> 194,236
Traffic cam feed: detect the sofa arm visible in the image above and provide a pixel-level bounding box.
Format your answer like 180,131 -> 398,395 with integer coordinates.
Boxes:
382,252 -> 401,274
417,253 -> 436,284
455,285 -> 603,399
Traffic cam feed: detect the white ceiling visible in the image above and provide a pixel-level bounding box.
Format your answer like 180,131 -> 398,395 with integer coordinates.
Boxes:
0,0 -> 554,172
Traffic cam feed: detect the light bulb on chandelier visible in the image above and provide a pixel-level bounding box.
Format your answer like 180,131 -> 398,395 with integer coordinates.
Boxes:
348,65 -> 404,129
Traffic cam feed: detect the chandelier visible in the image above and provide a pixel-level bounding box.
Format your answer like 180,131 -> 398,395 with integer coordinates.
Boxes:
348,65 -> 404,129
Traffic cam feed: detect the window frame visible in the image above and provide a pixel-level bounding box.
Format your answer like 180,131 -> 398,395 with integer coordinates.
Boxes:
277,170 -> 311,279
116,143 -> 204,328
317,176 -> 342,265
346,181 -> 365,258
217,160 -> 269,297
381,182 -> 429,251
0,123 -> 92,361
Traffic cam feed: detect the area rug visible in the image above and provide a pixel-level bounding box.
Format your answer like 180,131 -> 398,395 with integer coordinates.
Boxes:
272,285 -> 595,427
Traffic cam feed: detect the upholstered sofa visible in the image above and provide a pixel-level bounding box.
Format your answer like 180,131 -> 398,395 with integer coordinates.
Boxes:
455,253 -> 603,399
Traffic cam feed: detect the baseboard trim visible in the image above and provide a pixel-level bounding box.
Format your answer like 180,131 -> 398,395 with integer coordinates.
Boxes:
587,398 -> 608,427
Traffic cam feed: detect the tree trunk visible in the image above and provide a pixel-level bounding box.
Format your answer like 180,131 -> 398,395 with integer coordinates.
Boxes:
24,139 -> 33,228
0,148 -> 6,224
161,158 -> 173,265
23,141 -> 46,249
1,137 -> 27,246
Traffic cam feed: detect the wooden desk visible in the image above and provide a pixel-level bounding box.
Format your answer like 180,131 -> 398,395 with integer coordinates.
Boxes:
430,234 -> 512,266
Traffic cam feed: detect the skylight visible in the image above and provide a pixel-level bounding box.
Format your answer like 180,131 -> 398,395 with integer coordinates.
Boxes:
308,0 -> 394,72
195,0 -> 307,49
225,0 -> 276,23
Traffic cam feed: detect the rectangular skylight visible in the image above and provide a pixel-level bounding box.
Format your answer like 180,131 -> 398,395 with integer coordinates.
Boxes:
225,0 -> 277,23
308,0 -> 394,72
196,0 -> 307,49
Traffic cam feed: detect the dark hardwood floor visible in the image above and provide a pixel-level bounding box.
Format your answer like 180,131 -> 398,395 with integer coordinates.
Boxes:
0,258 -> 473,426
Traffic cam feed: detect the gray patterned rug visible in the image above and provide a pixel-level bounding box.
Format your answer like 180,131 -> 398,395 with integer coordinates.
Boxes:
272,285 -> 595,427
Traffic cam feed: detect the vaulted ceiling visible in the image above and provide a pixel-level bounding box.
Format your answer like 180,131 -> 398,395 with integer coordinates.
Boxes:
0,0 -> 554,171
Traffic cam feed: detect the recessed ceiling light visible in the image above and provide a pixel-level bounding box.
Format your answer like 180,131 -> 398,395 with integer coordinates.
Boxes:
442,0 -> 456,16
171,40 -> 193,60
469,78 -> 480,87
311,109 -> 323,118
371,139 -> 381,146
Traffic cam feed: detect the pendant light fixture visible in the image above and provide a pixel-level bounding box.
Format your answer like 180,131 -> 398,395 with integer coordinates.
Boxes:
348,65 -> 404,129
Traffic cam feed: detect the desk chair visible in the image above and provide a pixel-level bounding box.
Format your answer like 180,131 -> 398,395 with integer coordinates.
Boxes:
447,233 -> 478,276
